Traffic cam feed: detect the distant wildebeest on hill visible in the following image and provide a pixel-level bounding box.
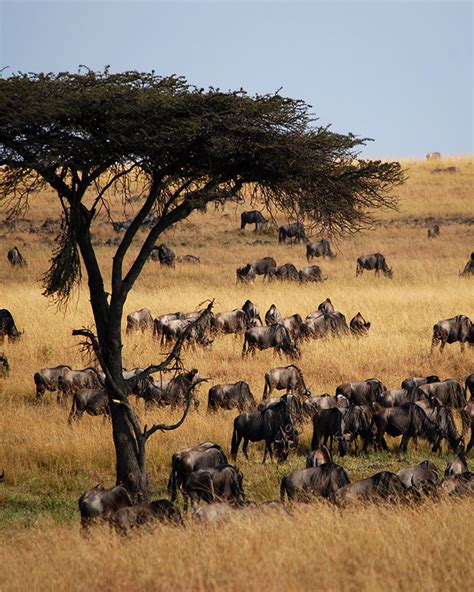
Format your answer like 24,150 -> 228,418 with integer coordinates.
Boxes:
460,253 -> 474,277
168,442 -> 228,509
263,365 -> 310,400
427,224 -> 440,239
426,152 -> 441,160
350,312 -> 371,336
356,253 -> 393,278
126,308 -> 153,333
306,239 -> 336,260
240,210 -> 268,231
242,324 -> 300,359
278,222 -> 305,244
280,463 -> 350,502
431,315 -> 473,353
0,352 -> 9,378
0,309 -> 22,344
7,246 -> 27,267
207,381 -> 256,412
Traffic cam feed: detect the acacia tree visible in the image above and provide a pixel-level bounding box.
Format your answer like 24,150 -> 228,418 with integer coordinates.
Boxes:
0,70 -> 404,501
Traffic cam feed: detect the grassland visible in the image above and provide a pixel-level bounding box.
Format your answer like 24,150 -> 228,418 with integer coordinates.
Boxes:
0,156 -> 473,591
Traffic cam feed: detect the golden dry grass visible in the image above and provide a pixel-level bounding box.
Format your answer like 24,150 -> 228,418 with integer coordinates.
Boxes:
0,156 -> 473,590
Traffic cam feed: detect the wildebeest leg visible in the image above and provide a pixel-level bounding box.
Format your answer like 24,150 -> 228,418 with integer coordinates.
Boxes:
400,433 -> 410,452
412,436 -> 418,451
242,438 -> 250,460
440,341 -> 446,353
263,441 -> 273,464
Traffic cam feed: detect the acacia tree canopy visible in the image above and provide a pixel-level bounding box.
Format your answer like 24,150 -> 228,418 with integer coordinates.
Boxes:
0,70 -> 405,500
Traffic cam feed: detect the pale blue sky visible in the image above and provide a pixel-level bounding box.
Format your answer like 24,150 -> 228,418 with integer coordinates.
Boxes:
1,0 -> 472,157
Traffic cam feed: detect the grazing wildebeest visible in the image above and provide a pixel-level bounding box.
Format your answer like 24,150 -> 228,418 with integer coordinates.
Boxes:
184,465 -> 245,509
329,311 -> 350,336
280,463 -> 350,502
278,222 -> 306,244
263,365 -> 310,401
306,446 -> 332,468
372,402 -> 443,452
212,310 -> 248,334
242,324 -> 300,359
34,365 -> 72,399
231,397 -> 299,463
168,442 -> 228,508
335,471 -> 407,505
249,257 -> 277,279
141,369 -> 203,409
161,318 -> 212,350
439,473 -> 474,496
299,265 -> 327,283
466,374 -> 474,399
153,312 -> 184,340
415,399 -> 463,451
431,315 -> 474,353
426,152 -> 441,160
350,313 -> 371,337
419,379 -> 467,408
318,298 -> 335,314
57,368 -> 103,401
126,308 -> 153,334
341,405 -> 373,454
0,352 -> 10,378
281,314 -> 304,340
356,253 -> 393,278
111,500 -> 182,534
445,449 -> 469,476
150,244 -> 176,267
401,375 -> 440,391
236,264 -> 256,283
311,408 -> 347,456
460,253 -> 474,276
306,239 -> 336,260
0,309 -> 22,343
303,394 -> 349,418
68,388 -> 109,423
397,460 -> 440,489
78,484 -> 132,529
240,210 -> 268,231
7,246 -> 27,267
269,263 -> 299,281
265,304 -> 283,326
300,314 -> 334,340
427,224 -> 440,239
207,381 -> 256,412
377,388 -> 426,408
176,254 -> 201,264
242,300 -> 260,323
336,379 -> 386,407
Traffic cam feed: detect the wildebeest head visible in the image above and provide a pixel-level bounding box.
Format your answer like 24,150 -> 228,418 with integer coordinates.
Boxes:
274,425 -> 299,462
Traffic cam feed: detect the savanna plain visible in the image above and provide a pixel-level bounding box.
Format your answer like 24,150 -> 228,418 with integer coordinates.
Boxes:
0,157 -> 473,591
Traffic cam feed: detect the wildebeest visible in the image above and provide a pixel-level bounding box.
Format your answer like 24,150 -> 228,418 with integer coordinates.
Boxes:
78,484 -> 132,529
341,405 -> 373,454
150,244 -> 175,267
141,369 -> 203,409
126,308 -> 153,333
242,324 -> 300,359
306,239 -> 336,260
153,312 -> 184,340
168,442 -> 228,508
34,364 -> 72,399
349,313 -> 371,337
401,375 -> 440,391
269,263 -> 299,281
236,263 -> 256,283
242,299 -> 260,323
303,394 -> 349,418
280,463 -> 350,502
68,388 -> 109,423
207,381 -> 256,412
460,253 -> 474,276
465,374 -> 474,399
240,210 -> 268,231
335,471 -> 407,505
231,397 -> 299,463
7,246 -> 27,267
0,352 -> 10,378
377,388 -> 427,408
176,254 -> 201,264
397,460 -> 440,489
265,304 -> 283,326
427,224 -> 440,239
0,309 -> 22,343
318,298 -> 335,314
439,472 -> 474,496
281,314 -> 304,340
356,253 -> 393,278
184,465 -> 245,509
419,379 -> 467,408
445,449 -> 469,476
249,257 -> 277,279
212,310 -> 248,334
426,152 -> 441,160
263,365 -> 310,401
300,313 -> 336,340
431,315 -> 474,353
415,398 -> 463,451
161,318 -> 212,350
311,408 -> 347,456
306,446 -> 332,468
278,222 -> 306,244
57,367 -> 103,401
298,265 -> 327,283
111,499 -> 182,534
372,402 -> 444,452
336,379 -> 386,407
